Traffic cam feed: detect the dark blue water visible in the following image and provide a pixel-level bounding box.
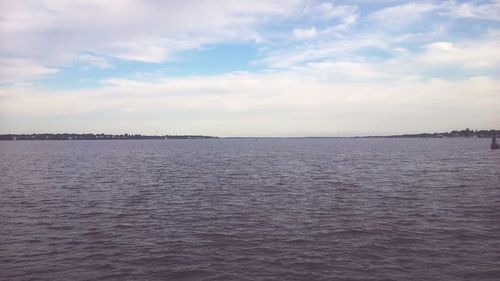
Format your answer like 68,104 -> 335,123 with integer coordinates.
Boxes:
1,138 -> 499,281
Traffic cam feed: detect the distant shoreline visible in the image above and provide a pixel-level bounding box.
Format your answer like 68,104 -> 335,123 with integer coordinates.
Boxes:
1,129 -> 498,141
361,128 -> 499,139
0,134 -> 218,141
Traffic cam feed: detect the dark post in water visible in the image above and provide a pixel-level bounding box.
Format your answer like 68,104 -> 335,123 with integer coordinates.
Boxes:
491,136 -> 499,150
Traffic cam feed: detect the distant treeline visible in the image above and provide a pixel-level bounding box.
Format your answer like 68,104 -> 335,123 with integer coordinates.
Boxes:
372,129 -> 500,138
0,133 -> 218,141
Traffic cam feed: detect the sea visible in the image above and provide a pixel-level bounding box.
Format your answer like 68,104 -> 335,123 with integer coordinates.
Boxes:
1,138 -> 499,281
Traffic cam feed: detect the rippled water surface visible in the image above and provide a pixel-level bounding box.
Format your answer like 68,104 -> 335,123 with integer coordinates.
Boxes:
1,138 -> 499,281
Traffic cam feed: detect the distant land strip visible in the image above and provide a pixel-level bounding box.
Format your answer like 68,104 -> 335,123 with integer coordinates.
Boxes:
0,134 -> 218,141
0,129 -> 499,141
364,129 -> 499,138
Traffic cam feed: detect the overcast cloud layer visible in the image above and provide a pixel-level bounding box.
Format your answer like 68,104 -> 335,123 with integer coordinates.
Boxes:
1,0 -> 499,136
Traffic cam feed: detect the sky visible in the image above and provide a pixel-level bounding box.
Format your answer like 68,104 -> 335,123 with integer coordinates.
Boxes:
0,0 -> 499,137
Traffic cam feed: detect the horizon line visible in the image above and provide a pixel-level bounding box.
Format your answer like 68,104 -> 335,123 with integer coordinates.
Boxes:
1,128 -> 499,139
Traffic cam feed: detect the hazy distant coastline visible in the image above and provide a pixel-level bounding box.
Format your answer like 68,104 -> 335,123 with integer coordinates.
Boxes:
0,133 -> 218,141
365,129 -> 500,139
1,129 -> 499,141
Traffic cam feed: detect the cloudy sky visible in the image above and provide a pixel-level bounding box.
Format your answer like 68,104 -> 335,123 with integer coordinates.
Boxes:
0,0 -> 499,136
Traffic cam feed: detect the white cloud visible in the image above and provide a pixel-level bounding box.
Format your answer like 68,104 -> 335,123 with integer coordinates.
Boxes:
301,61 -> 395,80
0,58 -> 58,83
293,27 -> 317,39
445,0 -> 500,21
369,2 -> 438,26
303,2 -> 358,22
368,1 -> 500,26
1,1 -> 500,134
76,54 -> 111,69
302,2 -> 359,32
258,33 -> 386,68
1,70 -> 499,136
0,0 -> 305,81
418,39 -> 500,69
